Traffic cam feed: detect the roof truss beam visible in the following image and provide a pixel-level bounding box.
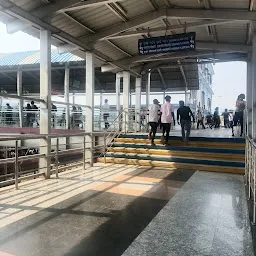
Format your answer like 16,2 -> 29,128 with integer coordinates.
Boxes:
80,8 -> 256,45
5,0 -> 83,34
103,20 -> 233,40
61,0 -> 122,12
0,0 -> 139,76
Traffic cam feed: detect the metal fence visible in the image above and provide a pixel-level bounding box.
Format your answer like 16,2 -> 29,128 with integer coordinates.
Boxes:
246,136 -> 256,224
0,132 -> 107,189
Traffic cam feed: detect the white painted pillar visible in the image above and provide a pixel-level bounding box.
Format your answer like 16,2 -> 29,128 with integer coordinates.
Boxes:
17,69 -> 23,128
252,30 -> 256,140
85,52 -> 95,166
247,60 -> 253,138
39,29 -> 51,179
135,77 -> 142,131
146,72 -> 151,111
64,66 -> 70,129
116,73 -> 121,112
184,88 -> 188,105
123,71 -> 130,132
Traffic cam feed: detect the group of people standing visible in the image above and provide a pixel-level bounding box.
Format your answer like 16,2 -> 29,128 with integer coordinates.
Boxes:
148,95 -> 195,146
148,93 -> 246,146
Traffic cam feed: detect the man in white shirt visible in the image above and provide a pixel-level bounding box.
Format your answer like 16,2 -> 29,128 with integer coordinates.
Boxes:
102,99 -> 110,129
161,95 -> 175,145
148,99 -> 161,146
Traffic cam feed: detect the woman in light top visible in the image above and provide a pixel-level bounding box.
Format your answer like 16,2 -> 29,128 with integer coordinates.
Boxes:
232,94 -> 246,137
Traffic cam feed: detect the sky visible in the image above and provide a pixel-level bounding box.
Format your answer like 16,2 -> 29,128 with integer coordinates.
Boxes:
0,22 -> 247,110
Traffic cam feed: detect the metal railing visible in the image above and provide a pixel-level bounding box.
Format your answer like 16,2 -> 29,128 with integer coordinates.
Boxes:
0,132 -> 107,189
246,136 -> 256,224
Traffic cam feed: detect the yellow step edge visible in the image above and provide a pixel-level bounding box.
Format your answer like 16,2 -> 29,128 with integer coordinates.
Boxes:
107,151 -> 244,164
108,148 -> 245,162
115,138 -> 245,149
98,157 -> 244,175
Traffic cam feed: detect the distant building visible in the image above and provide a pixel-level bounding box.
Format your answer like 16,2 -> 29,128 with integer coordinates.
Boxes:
190,63 -> 214,114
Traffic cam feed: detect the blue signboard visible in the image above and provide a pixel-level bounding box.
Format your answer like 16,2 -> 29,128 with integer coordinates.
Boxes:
138,32 -> 196,55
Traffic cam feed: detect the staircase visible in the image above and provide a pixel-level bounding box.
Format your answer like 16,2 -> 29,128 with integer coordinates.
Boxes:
99,134 -> 245,174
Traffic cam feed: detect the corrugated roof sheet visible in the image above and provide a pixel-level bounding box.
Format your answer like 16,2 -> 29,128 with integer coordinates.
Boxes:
0,50 -> 84,67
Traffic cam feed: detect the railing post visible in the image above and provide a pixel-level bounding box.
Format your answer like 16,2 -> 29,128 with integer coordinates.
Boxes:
249,143 -> 252,199
135,110 -> 137,133
125,112 -> 127,134
104,132 -> 106,164
90,134 -> 94,167
254,152 -> 256,224
15,140 -> 19,190
4,146 -> 7,181
83,135 -> 86,170
55,138 -> 59,178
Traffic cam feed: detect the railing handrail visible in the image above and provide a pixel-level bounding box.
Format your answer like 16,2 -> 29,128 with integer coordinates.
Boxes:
246,135 -> 256,148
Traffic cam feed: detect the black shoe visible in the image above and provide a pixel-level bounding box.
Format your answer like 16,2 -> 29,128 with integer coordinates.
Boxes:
151,142 -> 156,146
232,133 -> 235,137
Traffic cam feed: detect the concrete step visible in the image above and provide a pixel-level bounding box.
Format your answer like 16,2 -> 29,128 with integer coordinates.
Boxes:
115,138 -> 245,150
108,147 -> 245,162
98,157 -> 244,175
105,152 -> 245,168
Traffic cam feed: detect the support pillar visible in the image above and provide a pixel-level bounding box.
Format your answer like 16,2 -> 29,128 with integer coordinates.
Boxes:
64,66 -> 70,129
64,66 -> 70,149
116,73 -> 121,112
85,52 -> 95,166
39,29 -> 51,179
146,72 -> 151,111
247,60 -> 253,138
252,30 -> 256,140
135,77 -> 142,132
17,69 -> 23,128
123,71 -> 130,132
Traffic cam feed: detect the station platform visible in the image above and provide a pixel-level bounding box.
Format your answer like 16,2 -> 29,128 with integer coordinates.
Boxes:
0,163 -> 253,256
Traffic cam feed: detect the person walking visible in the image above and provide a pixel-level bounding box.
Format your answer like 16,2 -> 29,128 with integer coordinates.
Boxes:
51,103 -> 57,128
102,99 -> 110,129
222,109 -> 230,128
25,103 -> 32,127
197,109 -> 205,129
177,100 -> 195,144
31,101 -> 39,126
148,99 -> 161,146
161,95 -> 175,146
213,107 -> 220,128
5,103 -> 13,125
232,94 -> 246,137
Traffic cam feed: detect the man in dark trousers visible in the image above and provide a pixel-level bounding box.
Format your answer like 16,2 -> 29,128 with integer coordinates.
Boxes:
177,100 -> 195,144
222,108 -> 230,128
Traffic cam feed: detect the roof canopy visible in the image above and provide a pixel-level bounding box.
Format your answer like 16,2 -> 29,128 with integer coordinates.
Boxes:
0,0 -> 250,76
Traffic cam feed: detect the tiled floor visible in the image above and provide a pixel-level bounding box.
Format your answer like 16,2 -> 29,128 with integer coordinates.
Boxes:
0,163 -> 193,256
122,171 -> 254,256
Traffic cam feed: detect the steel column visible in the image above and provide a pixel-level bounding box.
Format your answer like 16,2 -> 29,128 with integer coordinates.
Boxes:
39,29 -> 51,179
247,60 -> 253,138
85,52 -> 95,166
252,30 -> 256,140
123,71 -> 130,132
17,69 -> 23,128
135,77 -> 142,132
146,71 -> 151,111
